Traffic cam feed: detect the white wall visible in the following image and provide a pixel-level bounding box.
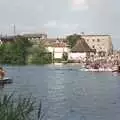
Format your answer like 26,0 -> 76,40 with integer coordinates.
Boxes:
47,47 -> 53,52
82,35 -> 112,54
46,46 -> 70,59
68,52 -> 87,61
54,53 -> 63,59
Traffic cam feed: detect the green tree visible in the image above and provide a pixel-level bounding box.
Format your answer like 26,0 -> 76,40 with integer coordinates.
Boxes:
31,43 -> 52,64
0,36 -> 32,65
0,44 -> 5,63
66,34 -> 81,48
62,52 -> 68,61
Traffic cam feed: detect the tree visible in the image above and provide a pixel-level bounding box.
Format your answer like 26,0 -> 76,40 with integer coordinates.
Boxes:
62,52 -> 68,61
66,34 -> 81,48
31,43 -> 52,64
14,36 -> 32,64
0,44 -> 5,63
0,36 -> 32,65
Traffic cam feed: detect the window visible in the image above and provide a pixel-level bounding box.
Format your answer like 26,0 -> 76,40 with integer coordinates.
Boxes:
97,39 -> 100,42
87,39 -> 89,42
92,39 -> 95,42
92,45 -> 95,48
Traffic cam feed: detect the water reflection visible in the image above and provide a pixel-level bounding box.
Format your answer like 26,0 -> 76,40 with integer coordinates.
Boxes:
0,84 -> 5,89
47,69 -> 67,120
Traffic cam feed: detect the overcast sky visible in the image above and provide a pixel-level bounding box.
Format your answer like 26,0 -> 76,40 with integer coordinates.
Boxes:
0,0 -> 120,48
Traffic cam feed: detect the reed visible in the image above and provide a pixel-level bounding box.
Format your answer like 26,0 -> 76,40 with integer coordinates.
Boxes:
0,92 -> 44,120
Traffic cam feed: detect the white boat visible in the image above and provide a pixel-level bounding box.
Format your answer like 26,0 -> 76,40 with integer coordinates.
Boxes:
80,68 -> 112,72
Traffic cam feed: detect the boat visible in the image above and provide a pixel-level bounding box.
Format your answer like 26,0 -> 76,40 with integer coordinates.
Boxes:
112,66 -> 120,73
80,68 -> 112,72
0,77 -> 13,84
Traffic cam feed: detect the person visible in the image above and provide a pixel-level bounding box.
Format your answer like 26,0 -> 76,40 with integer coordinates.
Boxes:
118,66 -> 120,72
0,67 -> 5,80
112,65 -> 120,73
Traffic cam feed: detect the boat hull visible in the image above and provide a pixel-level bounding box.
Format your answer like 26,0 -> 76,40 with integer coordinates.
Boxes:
0,77 -> 13,84
80,68 -> 112,72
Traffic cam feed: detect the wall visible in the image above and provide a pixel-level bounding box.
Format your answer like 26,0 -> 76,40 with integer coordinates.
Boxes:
82,35 -> 113,55
68,52 -> 87,61
47,46 -> 70,59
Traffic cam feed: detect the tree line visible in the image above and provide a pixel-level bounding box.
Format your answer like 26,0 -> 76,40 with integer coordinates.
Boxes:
0,36 -> 52,65
0,34 -> 81,65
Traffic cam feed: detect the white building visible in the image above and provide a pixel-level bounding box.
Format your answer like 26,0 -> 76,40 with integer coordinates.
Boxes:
46,39 -> 70,59
68,39 -> 95,61
81,35 -> 113,56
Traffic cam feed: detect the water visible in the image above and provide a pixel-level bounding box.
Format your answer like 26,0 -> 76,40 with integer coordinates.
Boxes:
1,65 -> 120,120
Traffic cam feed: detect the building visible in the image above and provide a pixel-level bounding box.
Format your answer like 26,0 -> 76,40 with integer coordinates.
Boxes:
81,35 -> 113,56
46,38 -> 70,59
0,35 -> 16,44
23,33 -> 47,45
68,38 -> 95,61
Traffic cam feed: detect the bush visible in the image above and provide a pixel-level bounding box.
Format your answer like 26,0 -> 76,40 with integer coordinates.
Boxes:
62,52 -> 68,61
31,52 -> 52,65
0,36 -> 32,65
67,60 -> 75,63
54,58 -> 62,63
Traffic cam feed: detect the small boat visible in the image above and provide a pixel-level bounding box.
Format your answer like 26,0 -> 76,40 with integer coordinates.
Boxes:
80,68 -> 112,72
80,68 -> 99,72
0,77 -> 13,84
112,66 -> 120,73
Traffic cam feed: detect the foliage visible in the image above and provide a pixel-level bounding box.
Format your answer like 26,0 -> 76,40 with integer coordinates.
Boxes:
0,93 -> 44,120
30,43 -> 52,65
0,44 -> 5,64
67,60 -> 75,63
62,52 -> 68,61
0,36 -> 53,65
0,36 -> 32,65
54,58 -> 63,63
66,34 -> 81,48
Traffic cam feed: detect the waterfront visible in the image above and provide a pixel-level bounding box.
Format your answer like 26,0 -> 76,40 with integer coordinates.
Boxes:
1,65 -> 120,120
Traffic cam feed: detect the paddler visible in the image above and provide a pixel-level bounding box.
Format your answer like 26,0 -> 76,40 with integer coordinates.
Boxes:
0,67 -> 5,80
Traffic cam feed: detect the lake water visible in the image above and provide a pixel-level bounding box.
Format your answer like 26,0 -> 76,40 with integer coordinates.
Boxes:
1,65 -> 120,120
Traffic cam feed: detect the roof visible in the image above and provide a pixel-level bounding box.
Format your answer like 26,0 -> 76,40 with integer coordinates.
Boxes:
45,38 -> 69,47
71,38 -> 95,52
81,34 -> 111,37
51,42 -> 68,47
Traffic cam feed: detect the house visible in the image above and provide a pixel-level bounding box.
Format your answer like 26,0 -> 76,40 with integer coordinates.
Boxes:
45,38 -> 70,59
81,34 -> 113,56
68,38 -> 95,61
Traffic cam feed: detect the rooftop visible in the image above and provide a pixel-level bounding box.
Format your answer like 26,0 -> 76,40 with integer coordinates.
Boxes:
81,34 -> 111,37
71,38 -> 96,52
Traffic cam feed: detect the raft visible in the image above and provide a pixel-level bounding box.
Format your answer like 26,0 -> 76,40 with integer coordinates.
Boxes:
0,77 -> 13,84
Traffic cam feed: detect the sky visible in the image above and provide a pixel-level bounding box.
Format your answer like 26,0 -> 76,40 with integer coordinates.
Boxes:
0,0 -> 120,49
